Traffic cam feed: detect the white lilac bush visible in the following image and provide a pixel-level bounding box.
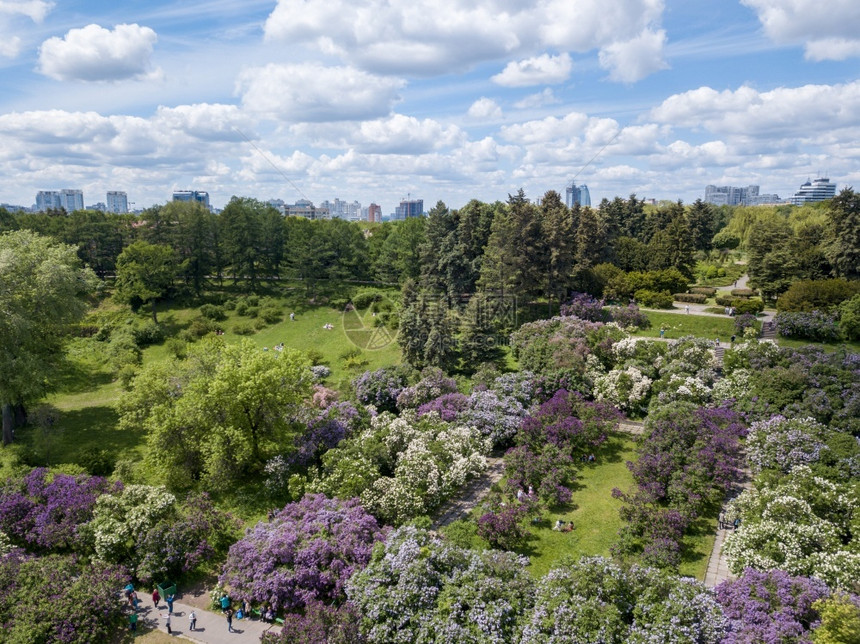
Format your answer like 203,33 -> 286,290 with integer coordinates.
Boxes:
746,416 -> 830,473
723,466 -> 860,589
311,411 -> 489,525
591,366 -> 652,415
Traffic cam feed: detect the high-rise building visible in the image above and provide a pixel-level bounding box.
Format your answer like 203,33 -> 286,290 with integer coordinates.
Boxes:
789,177 -> 836,205
368,203 -> 381,223
172,190 -> 210,209
284,199 -> 328,219
106,191 -> 128,214
59,189 -> 84,212
395,198 -> 423,219
704,184 -> 760,206
565,181 -> 591,208
36,190 -> 61,211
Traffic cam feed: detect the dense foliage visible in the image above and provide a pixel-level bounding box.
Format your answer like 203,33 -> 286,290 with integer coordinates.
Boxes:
220,494 -> 385,611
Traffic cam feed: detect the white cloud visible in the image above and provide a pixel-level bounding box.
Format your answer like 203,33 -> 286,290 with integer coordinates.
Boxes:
500,112 -> 590,145
264,0 -> 666,81
38,23 -> 158,81
237,63 -> 404,122
0,0 -> 52,58
467,97 -> 502,120
742,0 -> 860,60
598,29 -> 668,83
514,88 -> 561,109
492,53 -> 572,87
650,81 -> 860,137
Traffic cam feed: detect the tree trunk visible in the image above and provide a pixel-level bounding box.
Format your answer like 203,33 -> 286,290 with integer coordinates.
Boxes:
2,403 -> 13,445
151,298 -> 158,324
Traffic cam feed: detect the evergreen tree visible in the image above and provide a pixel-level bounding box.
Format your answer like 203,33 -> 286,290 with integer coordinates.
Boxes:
459,294 -> 504,371
539,190 -> 576,304
687,199 -> 717,252
826,188 -> 860,280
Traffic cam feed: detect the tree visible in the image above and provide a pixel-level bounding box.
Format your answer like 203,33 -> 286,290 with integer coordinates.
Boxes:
169,200 -> 219,295
539,190 -> 576,304
0,230 -> 96,445
459,294 -> 504,370
119,338 -> 312,489
220,196 -> 267,289
114,240 -> 178,323
826,187 -> 860,280
687,198 -> 717,251
648,201 -> 695,278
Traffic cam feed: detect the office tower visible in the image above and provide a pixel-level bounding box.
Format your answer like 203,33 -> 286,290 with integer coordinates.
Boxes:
35,190 -> 61,211
395,198 -> 423,219
565,181 -> 591,208
106,191 -> 128,214
368,203 -> 381,223
172,190 -> 210,209
789,177 -> 836,205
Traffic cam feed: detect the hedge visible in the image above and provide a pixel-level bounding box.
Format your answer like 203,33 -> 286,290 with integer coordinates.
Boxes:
673,293 -> 708,304
730,288 -> 756,298
690,286 -> 717,296
634,289 -> 674,309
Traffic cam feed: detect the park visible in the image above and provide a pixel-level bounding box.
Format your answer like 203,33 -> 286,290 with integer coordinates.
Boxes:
1,190 -> 859,643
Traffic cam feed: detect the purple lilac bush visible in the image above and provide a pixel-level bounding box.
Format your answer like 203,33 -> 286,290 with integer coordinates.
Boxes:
260,601 -> 365,644
0,468 -> 117,552
561,292 -> 607,322
613,403 -> 747,568
0,553 -> 129,644
715,568 -> 830,643
775,311 -> 841,342
608,302 -> 651,329
291,402 -> 361,467
219,494 -> 386,611
417,392 -> 470,422
352,367 -> 407,413
395,367 -> 458,410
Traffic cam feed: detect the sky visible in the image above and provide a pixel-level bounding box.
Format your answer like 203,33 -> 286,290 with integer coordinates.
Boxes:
1,0 -> 859,213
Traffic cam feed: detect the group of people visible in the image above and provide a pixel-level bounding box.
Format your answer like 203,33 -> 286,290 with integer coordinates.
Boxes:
125,585 -> 193,635
322,322 -> 334,330
553,519 -> 574,532
718,512 -> 741,530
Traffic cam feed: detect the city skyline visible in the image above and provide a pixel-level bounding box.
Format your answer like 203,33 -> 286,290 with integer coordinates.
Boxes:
0,1 -> 859,210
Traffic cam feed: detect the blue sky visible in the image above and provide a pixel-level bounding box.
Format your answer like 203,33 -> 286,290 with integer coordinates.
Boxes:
1,0 -> 859,213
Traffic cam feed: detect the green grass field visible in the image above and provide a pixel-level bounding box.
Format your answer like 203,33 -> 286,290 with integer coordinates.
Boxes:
635,311 -> 737,340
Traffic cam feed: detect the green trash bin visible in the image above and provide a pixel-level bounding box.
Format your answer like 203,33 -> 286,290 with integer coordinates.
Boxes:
157,581 -> 177,597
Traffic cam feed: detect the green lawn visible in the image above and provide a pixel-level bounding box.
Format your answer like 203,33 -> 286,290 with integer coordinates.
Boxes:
15,288 -> 402,475
517,432 -> 634,577
635,311 -> 737,341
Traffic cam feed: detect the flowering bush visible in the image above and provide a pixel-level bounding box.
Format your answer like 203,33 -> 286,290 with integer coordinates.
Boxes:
746,416 -> 831,473
311,385 -> 338,408
734,313 -> 758,334
352,367 -> 407,413
462,389 -> 526,449
476,500 -> 532,550
290,402 -> 361,467
715,568 -> 830,643
135,492 -> 240,585
310,365 -> 332,382
417,392 -> 470,422
520,556 -> 728,643
510,316 -> 608,379
311,411 -> 489,525
219,494 -> 385,611
260,601 -> 365,644
592,365 -> 652,414
0,553 -> 129,644
775,311 -> 842,342
490,371 -> 537,406
346,526 -> 534,644
723,467 -> 860,589
608,303 -> 651,330
614,404 -> 747,568
0,468 -> 116,552
396,367 -> 458,410
561,292 -> 607,322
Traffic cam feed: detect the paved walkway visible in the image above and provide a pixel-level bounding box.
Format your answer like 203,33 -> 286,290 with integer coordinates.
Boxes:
130,598 -> 279,643
703,465 -> 753,588
431,456 -> 505,529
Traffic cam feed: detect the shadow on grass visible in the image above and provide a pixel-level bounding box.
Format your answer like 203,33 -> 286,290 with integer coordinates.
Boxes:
53,357 -> 114,394
49,405 -> 145,464
679,515 -> 715,570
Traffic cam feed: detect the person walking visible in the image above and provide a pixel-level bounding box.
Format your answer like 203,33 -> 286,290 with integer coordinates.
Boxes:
152,588 -> 160,609
226,607 -> 234,633
189,610 -> 197,631
166,593 -> 174,615
685,304 -> 690,314
163,612 -> 172,635
129,612 -> 138,633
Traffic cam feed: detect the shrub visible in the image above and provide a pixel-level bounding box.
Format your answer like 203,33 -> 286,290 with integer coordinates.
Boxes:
609,303 -> 651,329
222,298 -> 237,311
165,337 -> 188,359
715,294 -> 734,307
690,286 -> 717,296
777,278 -> 860,312
775,311 -> 841,342
78,447 -> 115,476
734,313 -> 758,334
352,367 -> 407,413
219,494 -> 385,611
674,293 -> 708,304
131,321 -> 165,347
235,300 -> 249,315
352,289 -> 384,309
254,317 -> 269,330
839,294 -> 860,341
634,289 -> 674,308
731,288 -> 756,297
260,306 -> 283,324
233,321 -> 255,335
188,316 -> 218,338
561,292 -> 606,322
199,303 -> 227,321
732,298 -> 764,315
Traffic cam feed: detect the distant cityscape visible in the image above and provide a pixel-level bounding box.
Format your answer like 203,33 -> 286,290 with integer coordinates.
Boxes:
1,176 -> 840,219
